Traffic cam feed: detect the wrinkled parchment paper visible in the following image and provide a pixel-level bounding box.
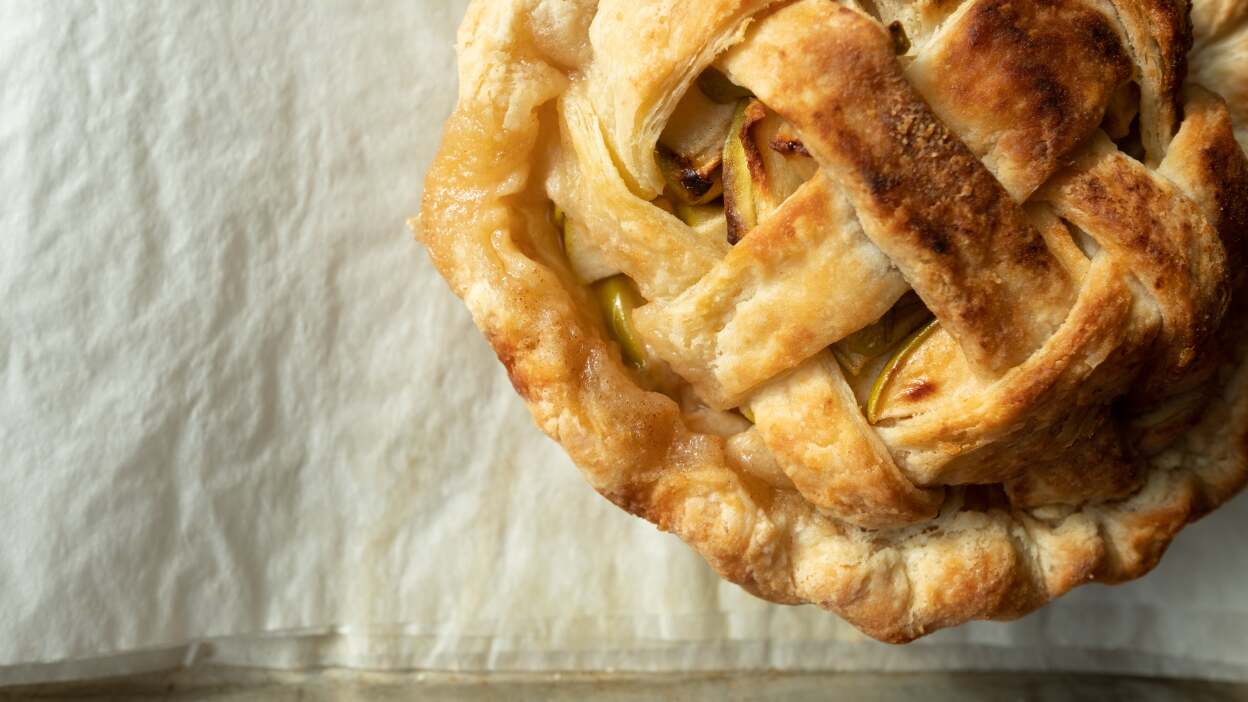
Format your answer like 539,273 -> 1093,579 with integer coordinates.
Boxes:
2,0 -> 1246,686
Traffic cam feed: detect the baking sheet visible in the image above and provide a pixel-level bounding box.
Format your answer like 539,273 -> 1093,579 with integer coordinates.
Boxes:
1,0 -> 1246,685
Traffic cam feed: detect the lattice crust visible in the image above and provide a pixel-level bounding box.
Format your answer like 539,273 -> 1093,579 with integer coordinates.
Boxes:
419,0 -> 1248,641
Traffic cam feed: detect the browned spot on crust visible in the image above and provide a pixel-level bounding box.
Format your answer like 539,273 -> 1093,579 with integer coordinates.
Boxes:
914,0 -> 1131,197
489,334 -> 535,401
864,167 -> 902,198
1156,1 -> 1193,123
901,378 -> 938,402
1199,126 -> 1248,271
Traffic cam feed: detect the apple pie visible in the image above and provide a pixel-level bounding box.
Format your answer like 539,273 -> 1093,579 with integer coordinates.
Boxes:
418,0 -> 1248,641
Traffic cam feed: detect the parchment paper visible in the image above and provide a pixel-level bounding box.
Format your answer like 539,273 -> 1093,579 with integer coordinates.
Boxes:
1,0 -> 1246,686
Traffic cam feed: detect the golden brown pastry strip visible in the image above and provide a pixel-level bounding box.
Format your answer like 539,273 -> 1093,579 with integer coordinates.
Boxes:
748,352 -> 944,528
1039,132 -> 1229,384
906,0 -> 1133,201
1159,87 -> 1248,276
1105,0 -> 1192,165
634,174 -> 908,409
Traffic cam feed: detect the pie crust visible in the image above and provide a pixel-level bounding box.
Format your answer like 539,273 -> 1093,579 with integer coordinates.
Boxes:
418,0 -> 1248,641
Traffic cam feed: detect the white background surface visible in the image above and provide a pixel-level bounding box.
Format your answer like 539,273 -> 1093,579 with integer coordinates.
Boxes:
2,0 -> 1247,685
